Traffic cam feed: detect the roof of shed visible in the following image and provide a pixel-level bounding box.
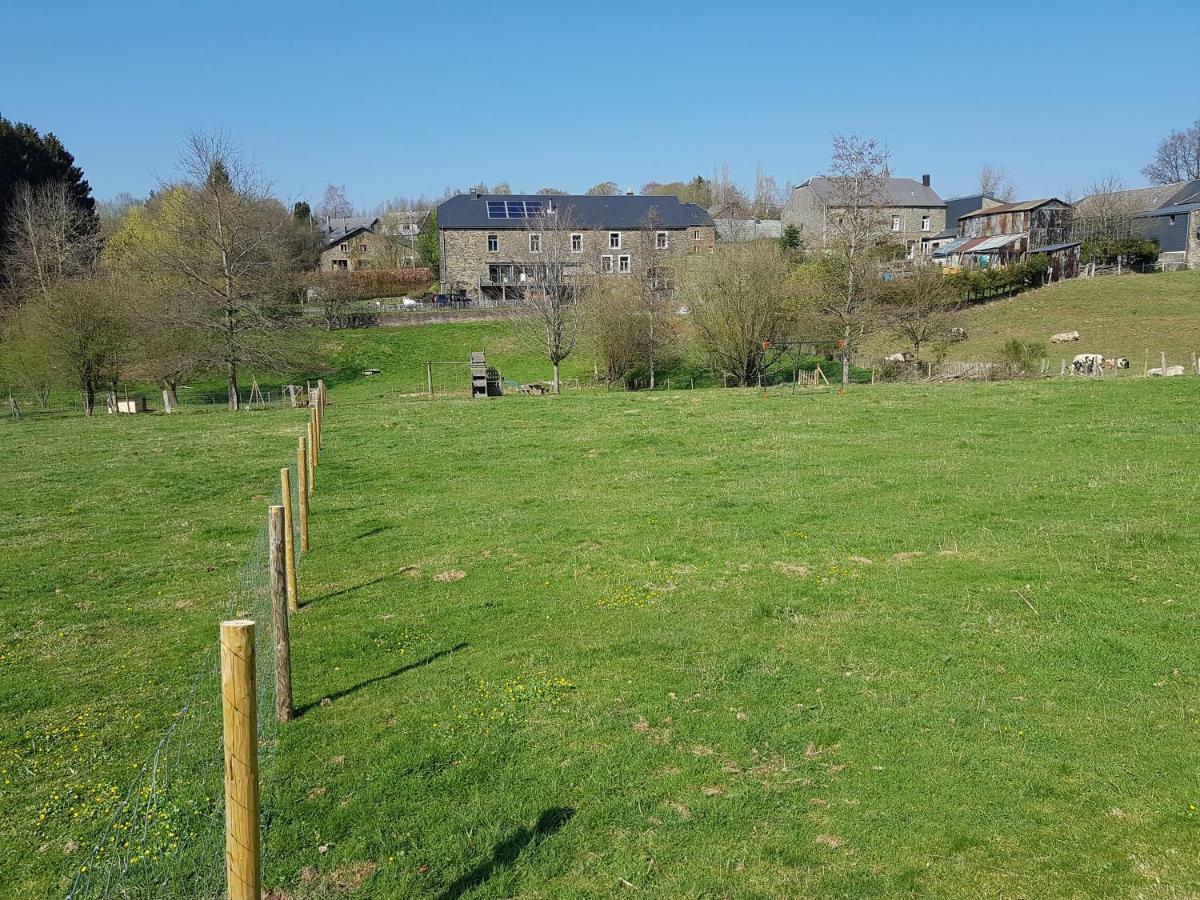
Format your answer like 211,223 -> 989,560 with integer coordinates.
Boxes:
1134,202 -> 1200,218
798,176 -> 945,208
1075,183 -> 1185,215
957,198 -> 1065,219
1030,242 -> 1081,254
437,194 -> 714,229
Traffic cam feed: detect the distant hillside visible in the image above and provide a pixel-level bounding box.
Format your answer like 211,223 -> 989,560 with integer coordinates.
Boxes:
939,270 -> 1200,365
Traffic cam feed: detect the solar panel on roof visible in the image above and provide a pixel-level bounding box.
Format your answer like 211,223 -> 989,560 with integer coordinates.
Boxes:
486,201 -> 508,218
525,200 -> 543,215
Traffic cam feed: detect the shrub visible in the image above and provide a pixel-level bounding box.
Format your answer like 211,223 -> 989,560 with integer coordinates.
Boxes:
999,339 -> 1046,375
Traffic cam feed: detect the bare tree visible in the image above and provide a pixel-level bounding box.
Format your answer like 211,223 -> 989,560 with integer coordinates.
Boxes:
753,163 -> 782,218
111,132 -> 297,409
1073,174 -> 1138,243
686,242 -> 797,386
2,180 -> 101,302
1142,119 -> 1200,185
818,134 -> 890,388
318,184 -> 353,220
879,263 -> 959,356
979,165 -> 1017,202
630,209 -> 678,388
512,202 -> 589,392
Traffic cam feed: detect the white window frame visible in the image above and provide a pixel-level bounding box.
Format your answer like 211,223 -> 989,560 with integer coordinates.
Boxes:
891,214 -> 902,232
339,242 -> 348,252
529,233 -> 541,253
609,231 -> 622,250
655,231 -> 669,250
920,216 -> 930,232
618,254 -> 631,274
692,228 -> 700,240
570,233 -> 583,253
487,233 -> 498,252
600,254 -> 613,273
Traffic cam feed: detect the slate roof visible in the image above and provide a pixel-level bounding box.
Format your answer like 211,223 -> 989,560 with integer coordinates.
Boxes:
799,176 -> 944,208
943,194 -> 1001,229
1134,202 -> 1200,219
1074,183 -> 1184,216
318,216 -> 380,248
438,194 -> 714,230
1163,179 -> 1200,206
715,219 -> 783,241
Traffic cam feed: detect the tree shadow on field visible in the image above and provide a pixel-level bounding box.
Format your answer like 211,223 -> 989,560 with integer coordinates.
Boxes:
437,807 -> 575,900
297,643 -> 468,715
303,572 -> 400,606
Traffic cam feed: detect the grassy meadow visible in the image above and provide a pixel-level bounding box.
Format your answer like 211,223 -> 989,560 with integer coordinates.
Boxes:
2,319 -> 1199,898
939,269 -> 1200,364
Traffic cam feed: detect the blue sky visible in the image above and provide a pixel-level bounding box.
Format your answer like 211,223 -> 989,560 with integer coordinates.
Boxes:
2,0 -> 1195,208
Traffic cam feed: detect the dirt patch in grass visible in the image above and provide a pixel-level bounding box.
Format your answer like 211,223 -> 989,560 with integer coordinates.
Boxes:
433,569 -> 465,582
772,562 -> 810,577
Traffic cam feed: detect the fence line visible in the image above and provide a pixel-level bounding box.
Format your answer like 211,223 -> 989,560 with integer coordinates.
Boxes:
67,380 -> 329,899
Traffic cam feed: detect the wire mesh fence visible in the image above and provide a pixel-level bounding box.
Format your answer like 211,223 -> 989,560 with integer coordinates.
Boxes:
66,458 -> 302,899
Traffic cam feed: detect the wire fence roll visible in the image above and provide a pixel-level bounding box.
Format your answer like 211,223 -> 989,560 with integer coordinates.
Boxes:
67,458 -> 303,899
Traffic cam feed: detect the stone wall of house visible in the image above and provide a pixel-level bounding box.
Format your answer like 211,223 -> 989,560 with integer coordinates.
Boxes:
782,186 -> 944,252
1189,210 -> 1200,268
440,226 -> 716,296
319,231 -> 385,271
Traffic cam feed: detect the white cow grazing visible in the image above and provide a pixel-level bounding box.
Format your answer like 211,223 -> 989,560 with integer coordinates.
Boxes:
1050,331 -> 1081,343
1072,353 -> 1104,375
1147,365 -> 1186,377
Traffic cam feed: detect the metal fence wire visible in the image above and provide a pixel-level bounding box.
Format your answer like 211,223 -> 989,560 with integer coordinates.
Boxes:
67,459 -> 301,899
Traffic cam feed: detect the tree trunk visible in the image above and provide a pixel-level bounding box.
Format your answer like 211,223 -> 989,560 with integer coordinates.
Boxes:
649,353 -> 656,389
164,380 -> 179,409
228,361 -> 240,411
553,361 -> 561,394
84,383 -> 96,417
841,325 -> 851,387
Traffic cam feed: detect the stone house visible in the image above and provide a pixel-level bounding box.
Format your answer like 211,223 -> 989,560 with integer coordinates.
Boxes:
436,193 -> 716,302
781,175 -> 946,259
317,216 -> 382,271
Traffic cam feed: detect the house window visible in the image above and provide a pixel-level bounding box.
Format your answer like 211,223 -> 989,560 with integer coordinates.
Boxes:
339,243 -> 348,252
618,254 -> 631,273
332,259 -> 348,270
571,233 -> 582,252
1168,215 -> 1177,226
601,254 -> 613,273
692,228 -> 700,240
487,234 -> 498,252
359,243 -> 368,252
921,216 -> 930,232
355,259 -> 369,269
656,231 -> 668,249
891,215 -> 902,232
609,232 -> 622,249
529,233 -> 541,253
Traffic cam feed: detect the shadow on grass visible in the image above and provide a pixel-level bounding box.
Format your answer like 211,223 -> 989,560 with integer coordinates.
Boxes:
302,572 -> 400,606
297,643 -> 468,716
437,807 -> 575,900
354,524 -> 395,540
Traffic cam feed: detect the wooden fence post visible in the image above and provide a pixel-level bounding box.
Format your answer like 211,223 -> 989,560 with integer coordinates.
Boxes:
308,417 -> 317,481
220,620 -> 261,900
268,506 -> 293,723
1160,351 -> 1167,375
427,361 -> 434,398
280,468 -> 298,612
297,436 -> 310,552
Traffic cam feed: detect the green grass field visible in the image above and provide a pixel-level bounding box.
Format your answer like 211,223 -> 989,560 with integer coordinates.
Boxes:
2,321 -> 1199,898
940,269 -> 1200,364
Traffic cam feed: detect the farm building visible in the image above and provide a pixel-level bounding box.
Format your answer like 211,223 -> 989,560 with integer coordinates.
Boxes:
935,198 -> 1079,279
1133,180 -> 1200,269
921,193 -> 1004,256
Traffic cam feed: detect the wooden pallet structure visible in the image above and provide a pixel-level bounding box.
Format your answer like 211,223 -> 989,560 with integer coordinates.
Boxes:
470,352 -> 488,399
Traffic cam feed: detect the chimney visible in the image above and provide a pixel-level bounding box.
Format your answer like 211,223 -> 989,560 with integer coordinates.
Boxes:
922,174 -> 931,187
625,189 -> 634,196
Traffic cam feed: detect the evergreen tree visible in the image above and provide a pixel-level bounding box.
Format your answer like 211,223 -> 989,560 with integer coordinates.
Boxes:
0,117 -> 97,284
